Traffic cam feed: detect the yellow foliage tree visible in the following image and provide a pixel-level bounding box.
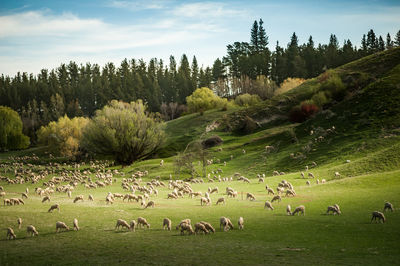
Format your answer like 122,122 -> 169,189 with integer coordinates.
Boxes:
186,87 -> 227,113
37,115 -> 89,157
274,78 -> 306,95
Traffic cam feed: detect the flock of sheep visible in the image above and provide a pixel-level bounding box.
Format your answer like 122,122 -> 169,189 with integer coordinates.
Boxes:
0,150 -> 395,241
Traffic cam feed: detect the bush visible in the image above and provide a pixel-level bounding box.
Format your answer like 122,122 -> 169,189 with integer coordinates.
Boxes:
81,100 -> 165,165
289,103 -> 319,123
234,93 -> 261,106
274,77 -> 306,95
320,73 -> 346,101
0,106 -> 30,151
37,115 -> 89,157
186,87 -> 227,113
311,91 -> 330,107
202,136 -> 223,149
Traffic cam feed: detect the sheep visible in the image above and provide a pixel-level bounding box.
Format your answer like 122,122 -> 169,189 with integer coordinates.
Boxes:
286,205 -> 291,215
106,196 -> 114,204
144,201 -> 155,209
123,194 -> 138,202
272,170 -> 280,176
137,217 -> 150,229
21,192 -> 28,199
316,179 -> 320,184
26,187 -> 29,194
48,204 -> 60,212
210,187 -> 219,194
285,189 -> 296,197
56,221 -> 69,232
306,181 -> 311,186
333,204 -> 341,213
176,219 -> 191,230
167,193 -> 178,199
0,191 -> 5,197
17,217 -> 22,229
267,188 -> 275,195
264,201 -> 274,210
189,191 -> 202,198
88,194 -> 94,201
238,217 -> 244,230
312,161 -> 317,167
73,195 -> 84,203
194,223 -> 209,234
6,227 -> 16,240
321,179 -> 326,184
326,206 -> 341,215
200,197 -> 211,206
371,211 -> 386,223
199,221 -> 215,233
308,173 -> 315,178
17,198 -> 25,205
246,192 -> 256,201
383,202 -> 394,212
130,220 -> 137,232
27,225 -> 39,236
67,191 -> 72,198
271,195 -> 281,203
160,159 -> 164,167
73,218 -> 79,231
163,218 -> 172,231
291,205 -> 305,216
334,172 -> 341,177
219,217 -> 234,231
115,219 -> 130,230
216,197 -> 225,205
301,172 -> 305,178
180,223 -> 194,235
42,196 -> 51,203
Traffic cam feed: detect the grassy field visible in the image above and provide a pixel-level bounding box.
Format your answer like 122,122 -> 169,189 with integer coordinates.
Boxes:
1,48 -> 400,265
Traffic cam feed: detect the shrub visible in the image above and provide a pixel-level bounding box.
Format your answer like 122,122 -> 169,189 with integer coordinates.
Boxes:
234,93 -> 261,106
202,136 -> 223,149
311,91 -> 330,107
37,115 -> 89,157
274,78 -> 306,95
81,100 -> 165,165
186,87 -> 227,113
320,73 -> 346,101
0,106 -> 30,151
289,103 -> 319,123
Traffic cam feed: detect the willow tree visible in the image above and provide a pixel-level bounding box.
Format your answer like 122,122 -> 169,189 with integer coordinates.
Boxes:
81,100 -> 165,164
0,106 -> 30,151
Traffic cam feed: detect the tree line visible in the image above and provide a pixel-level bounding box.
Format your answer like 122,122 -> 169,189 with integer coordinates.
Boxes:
0,19 -> 399,142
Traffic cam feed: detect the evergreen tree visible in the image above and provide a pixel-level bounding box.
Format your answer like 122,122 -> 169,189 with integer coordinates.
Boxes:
386,33 -> 394,49
191,56 -> 199,89
250,20 -> 259,51
378,36 -> 385,51
212,58 -> 225,81
395,30 -> 400,46
258,19 -> 268,50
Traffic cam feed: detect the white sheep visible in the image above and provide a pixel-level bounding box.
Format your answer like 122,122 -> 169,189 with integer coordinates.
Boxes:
301,172 -> 305,178
42,196 -> 51,203
144,201 -> 155,209
200,197 -> 211,206
73,195 -> 84,203
291,205 -> 305,216
137,217 -> 150,229
27,225 -> 39,236
17,218 -> 22,229
73,218 -> 79,231
326,206 -> 341,215
163,218 -> 172,231
48,204 -> 60,212
321,179 -> 326,184
167,193 -> 177,199
216,197 -> 225,205
210,187 -> 219,194
219,217 -> 234,231
267,188 -> 275,195
285,189 -> 296,197
306,181 -> 311,186
6,227 -> 16,240
115,219 -> 130,230
130,220 -> 137,232
371,211 -> 385,223
160,159 -> 164,167
238,217 -> 244,230
88,195 -> 94,201
21,192 -> 28,199
180,223 -> 194,235
308,173 -> 315,178
56,221 -> 69,233
271,195 -> 281,203
383,202 -> 394,212
286,205 -> 291,215
199,221 -> 215,233
334,172 -> 341,177
264,201 -> 274,210
194,223 -> 209,234
246,192 -> 256,201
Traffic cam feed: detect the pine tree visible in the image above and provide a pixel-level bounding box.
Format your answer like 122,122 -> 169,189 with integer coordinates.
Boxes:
366,29 -> 378,53
191,56 -> 199,89
258,19 -> 268,50
378,36 -> 385,51
394,30 -> 400,46
250,20 -> 259,51
386,33 -> 394,49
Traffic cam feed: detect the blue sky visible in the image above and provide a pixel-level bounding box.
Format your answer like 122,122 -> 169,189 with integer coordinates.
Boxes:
0,0 -> 399,76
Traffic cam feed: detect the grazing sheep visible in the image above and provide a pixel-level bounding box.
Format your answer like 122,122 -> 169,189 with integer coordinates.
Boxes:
137,217 -> 150,229
306,181 -> 311,186
194,223 -> 209,234
0,186 -> 3,191
26,188 -> 29,194
176,219 -> 191,230
219,217 -> 234,231
301,172 -> 305,178
285,189 -> 296,197
67,191 -> 72,198
308,173 -> 315,178
271,195 -> 281,203
160,159 -> 164,166
42,196 -> 51,203
216,197 -> 225,205
21,193 -> 28,199
106,196 -> 114,204
88,195 -> 94,201
73,218 -> 79,231
180,223 -> 194,235
334,172 -> 341,177
6,227 -> 16,240
48,204 -> 60,212
144,201 -> 155,209
312,161 -> 317,167
316,179 -> 320,184
384,202 -> 394,212
17,218 -> 22,229
199,221 -> 215,233
264,201 -> 274,210
291,205 -> 305,216
286,205 -> 291,215
130,220 -> 137,232
327,206 -> 341,215
267,188 -> 275,195
321,179 -> 326,184
163,218 -> 172,231
167,193 -> 178,199
56,221 -> 69,233
210,187 -> 219,194
0,191 -> 5,197
200,197 -> 211,206
115,219 -> 130,230
371,211 -> 386,223
333,204 -> 341,213
123,194 -> 138,202
27,225 -> 39,236
238,217 -> 244,230
246,193 -> 256,201
73,195 -> 84,203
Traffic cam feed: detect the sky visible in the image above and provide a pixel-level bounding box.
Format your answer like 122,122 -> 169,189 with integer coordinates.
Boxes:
0,0 -> 399,76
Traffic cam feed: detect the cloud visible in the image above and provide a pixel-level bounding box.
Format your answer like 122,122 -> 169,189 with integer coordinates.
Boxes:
107,0 -> 168,11
172,2 -> 248,19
